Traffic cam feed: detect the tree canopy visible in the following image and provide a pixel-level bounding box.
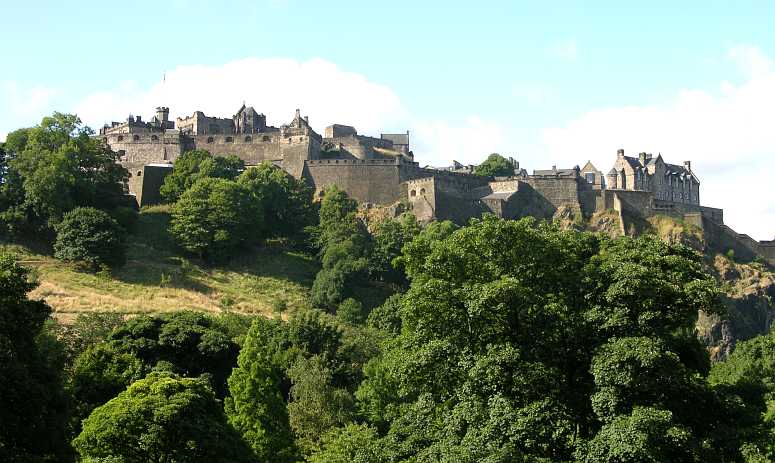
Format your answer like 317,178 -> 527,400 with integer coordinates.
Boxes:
170,177 -> 262,261
160,149 -> 245,203
0,113 -> 128,237
473,153 -> 516,177
73,372 -> 256,463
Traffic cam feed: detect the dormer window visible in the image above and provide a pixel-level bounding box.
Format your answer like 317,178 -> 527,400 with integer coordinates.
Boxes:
225,136 -> 233,143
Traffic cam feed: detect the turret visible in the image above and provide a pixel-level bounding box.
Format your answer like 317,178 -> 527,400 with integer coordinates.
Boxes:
155,107 -> 170,122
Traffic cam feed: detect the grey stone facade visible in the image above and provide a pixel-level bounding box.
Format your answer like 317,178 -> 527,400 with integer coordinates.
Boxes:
100,105 -> 772,265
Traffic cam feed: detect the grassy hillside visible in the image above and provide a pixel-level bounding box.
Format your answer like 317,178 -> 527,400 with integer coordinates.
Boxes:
4,206 -> 321,321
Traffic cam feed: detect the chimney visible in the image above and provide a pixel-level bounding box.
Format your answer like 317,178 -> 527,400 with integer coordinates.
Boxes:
617,148 -> 625,158
295,109 -> 301,119
136,115 -> 142,123
638,152 -> 647,164
684,161 -> 691,171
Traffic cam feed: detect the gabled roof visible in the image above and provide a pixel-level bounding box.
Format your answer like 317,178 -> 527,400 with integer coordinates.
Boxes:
581,160 -> 600,173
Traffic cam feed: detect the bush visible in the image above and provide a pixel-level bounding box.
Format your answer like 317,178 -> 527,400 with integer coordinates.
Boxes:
54,206 -> 126,269
336,298 -> 365,325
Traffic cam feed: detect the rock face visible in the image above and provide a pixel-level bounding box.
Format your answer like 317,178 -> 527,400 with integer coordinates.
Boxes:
700,255 -> 775,361
557,212 -> 775,361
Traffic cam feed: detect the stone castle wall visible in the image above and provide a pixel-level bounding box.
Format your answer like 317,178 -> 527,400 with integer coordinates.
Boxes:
305,158 -> 403,205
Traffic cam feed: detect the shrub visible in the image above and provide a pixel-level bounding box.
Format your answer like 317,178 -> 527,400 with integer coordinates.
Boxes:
336,298 -> 364,325
54,206 -> 126,269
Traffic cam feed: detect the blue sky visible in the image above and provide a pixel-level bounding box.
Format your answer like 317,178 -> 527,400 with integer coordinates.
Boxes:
1,1 -> 774,239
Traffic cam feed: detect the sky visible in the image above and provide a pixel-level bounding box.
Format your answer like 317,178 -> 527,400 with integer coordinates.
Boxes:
1,0 -> 773,239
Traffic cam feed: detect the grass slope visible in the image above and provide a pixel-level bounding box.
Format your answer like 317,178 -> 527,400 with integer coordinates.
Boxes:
5,206 -> 319,320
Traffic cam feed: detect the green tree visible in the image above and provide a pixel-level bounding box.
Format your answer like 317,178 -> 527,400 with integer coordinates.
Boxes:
0,254 -> 71,462
337,298 -> 365,325
69,342 -> 146,429
710,329 -> 775,459
309,423 -> 389,463
287,355 -> 356,455
1,113 -> 128,236
54,206 -> 127,269
473,153 -> 515,177
170,177 -> 261,261
226,318 -> 297,462
310,186 -> 371,309
356,216 -> 732,462
369,214 -> 420,285
160,149 -> 245,202
237,162 -> 315,240
72,372 -> 256,463
583,407 -> 696,463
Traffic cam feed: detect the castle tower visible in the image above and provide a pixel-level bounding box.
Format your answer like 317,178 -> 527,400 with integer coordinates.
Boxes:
155,107 -> 169,123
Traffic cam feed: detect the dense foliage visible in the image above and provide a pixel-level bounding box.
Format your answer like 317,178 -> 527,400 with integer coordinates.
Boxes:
73,372 -> 255,463
0,113 -> 128,238
159,149 -> 245,203
310,186 -> 371,309
2,116 -> 775,462
0,253 -> 70,462
473,152 -> 516,177
170,177 -> 261,261
54,206 -> 127,269
237,163 -> 315,241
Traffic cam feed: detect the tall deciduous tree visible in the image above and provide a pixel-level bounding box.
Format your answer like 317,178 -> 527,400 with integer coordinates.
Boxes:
226,318 -> 297,463
354,215 -> 736,462
0,113 -> 128,236
237,162 -> 315,241
170,177 -> 261,261
160,149 -> 245,202
0,254 -> 71,462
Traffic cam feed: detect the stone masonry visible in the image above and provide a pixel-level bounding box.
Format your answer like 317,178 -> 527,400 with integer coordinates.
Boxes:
100,104 -> 773,266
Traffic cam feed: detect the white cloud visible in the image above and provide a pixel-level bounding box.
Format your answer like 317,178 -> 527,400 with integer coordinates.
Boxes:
75,57 -> 408,139
0,82 -> 57,141
540,47 -> 775,241
412,116 -> 509,167
551,39 -> 578,61
74,56 -> 504,170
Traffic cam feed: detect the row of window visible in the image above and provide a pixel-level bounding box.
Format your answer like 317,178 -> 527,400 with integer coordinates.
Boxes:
205,135 -> 272,143
113,135 -> 274,143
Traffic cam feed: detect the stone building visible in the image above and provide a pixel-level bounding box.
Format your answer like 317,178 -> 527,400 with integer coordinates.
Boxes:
99,104 -> 774,265
605,149 -> 699,205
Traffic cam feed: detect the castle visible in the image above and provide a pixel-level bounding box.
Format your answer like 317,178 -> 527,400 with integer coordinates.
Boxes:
101,104 -> 774,265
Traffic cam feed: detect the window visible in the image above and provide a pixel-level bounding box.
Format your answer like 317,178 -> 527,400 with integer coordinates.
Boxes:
420,188 -> 426,195
262,136 -> 270,142
410,190 -> 417,197
244,136 -> 252,142
151,135 -> 158,141
584,173 -> 595,184
207,137 -> 214,143
132,135 -> 140,141
136,171 -> 142,177
225,136 -> 233,143
117,135 -> 124,142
